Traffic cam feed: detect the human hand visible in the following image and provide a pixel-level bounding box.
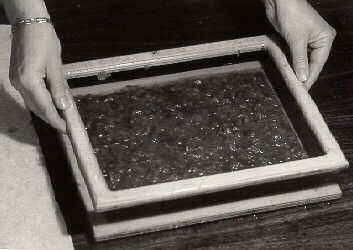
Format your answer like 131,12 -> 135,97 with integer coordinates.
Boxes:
9,23 -> 72,133
264,0 -> 336,89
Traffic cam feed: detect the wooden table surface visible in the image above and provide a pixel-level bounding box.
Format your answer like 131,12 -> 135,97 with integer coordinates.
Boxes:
13,0 -> 353,249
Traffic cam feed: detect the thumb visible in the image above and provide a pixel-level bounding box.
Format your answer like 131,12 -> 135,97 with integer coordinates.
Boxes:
46,58 -> 72,110
289,37 -> 309,83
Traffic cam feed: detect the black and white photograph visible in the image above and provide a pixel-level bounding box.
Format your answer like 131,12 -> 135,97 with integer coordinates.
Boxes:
0,0 -> 352,249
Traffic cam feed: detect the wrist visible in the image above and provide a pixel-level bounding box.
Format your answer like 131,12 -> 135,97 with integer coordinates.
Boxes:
11,17 -> 53,33
3,0 -> 50,25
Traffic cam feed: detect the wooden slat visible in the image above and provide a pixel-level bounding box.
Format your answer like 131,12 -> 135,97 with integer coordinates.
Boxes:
91,183 -> 342,241
63,36 -> 266,79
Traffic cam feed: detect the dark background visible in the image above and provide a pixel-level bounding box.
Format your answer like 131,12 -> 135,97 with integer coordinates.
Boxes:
2,0 -> 353,249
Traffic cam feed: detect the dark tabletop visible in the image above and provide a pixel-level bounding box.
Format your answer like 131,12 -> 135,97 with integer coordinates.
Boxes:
10,0 -> 353,249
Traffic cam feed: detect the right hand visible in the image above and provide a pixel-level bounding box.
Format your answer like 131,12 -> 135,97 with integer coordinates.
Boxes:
9,22 -> 72,133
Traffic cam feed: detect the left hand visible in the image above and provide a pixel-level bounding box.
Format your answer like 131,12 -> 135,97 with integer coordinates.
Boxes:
264,0 -> 336,89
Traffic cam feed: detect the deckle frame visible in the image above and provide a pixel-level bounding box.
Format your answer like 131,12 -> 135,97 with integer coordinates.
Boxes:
61,35 -> 348,213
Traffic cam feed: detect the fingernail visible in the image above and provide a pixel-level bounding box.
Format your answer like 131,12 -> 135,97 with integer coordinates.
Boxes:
57,95 -> 73,110
65,89 -> 74,108
57,97 -> 68,110
65,95 -> 74,109
297,69 -> 307,82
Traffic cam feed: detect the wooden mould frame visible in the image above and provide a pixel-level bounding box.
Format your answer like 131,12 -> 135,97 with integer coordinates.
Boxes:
61,35 -> 349,213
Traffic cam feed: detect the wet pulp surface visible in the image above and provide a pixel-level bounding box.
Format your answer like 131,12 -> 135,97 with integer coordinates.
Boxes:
74,69 -> 308,190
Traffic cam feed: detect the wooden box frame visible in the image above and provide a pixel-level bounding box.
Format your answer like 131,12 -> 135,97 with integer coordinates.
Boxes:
61,35 -> 348,213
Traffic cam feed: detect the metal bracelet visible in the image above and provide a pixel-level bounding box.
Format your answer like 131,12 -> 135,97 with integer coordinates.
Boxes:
12,17 -> 52,32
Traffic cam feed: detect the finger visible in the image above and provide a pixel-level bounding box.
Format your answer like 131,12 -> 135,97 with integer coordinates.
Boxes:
289,37 -> 309,83
306,34 -> 335,89
20,76 -> 67,133
23,91 -> 67,133
46,57 -> 72,110
23,93 -> 65,132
